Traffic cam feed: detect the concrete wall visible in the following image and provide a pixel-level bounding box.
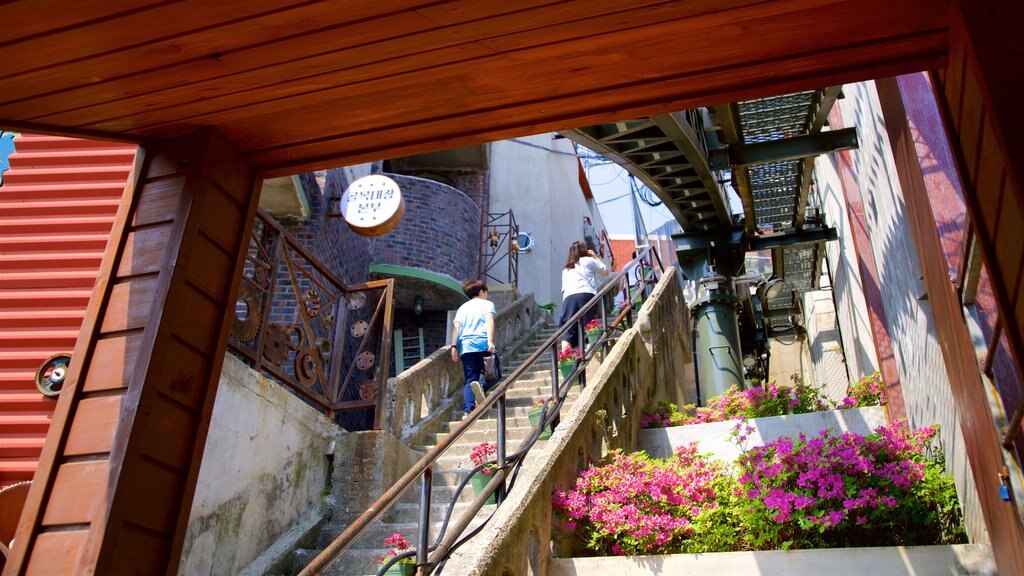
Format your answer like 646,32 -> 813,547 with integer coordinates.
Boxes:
448,269 -> 696,575
178,355 -> 340,576
488,134 -> 611,310
766,335 -> 807,385
815,146 -> 880,381
639,406 -> 888,461
803,288 -> 853,402
832,80 -> 985,544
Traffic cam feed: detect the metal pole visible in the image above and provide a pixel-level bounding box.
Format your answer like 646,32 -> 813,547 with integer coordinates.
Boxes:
496,393 -> 507,503
550,344 -> 559,398
416,469 -> 432,571
983,319 -> 1003,377
1004,403 -> 1024,450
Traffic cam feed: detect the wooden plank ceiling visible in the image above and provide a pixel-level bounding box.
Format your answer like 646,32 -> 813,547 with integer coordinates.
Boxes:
0,0 -> 947,178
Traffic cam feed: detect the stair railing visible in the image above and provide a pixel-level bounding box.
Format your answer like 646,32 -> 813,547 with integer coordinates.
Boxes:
299,245 -> 664,576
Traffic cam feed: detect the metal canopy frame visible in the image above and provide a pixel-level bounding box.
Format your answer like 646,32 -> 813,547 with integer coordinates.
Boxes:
561,110 -> 731,232
572,86 -> 847,324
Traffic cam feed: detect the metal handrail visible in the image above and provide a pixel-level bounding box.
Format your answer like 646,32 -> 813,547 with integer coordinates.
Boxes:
299,245 -> 664,576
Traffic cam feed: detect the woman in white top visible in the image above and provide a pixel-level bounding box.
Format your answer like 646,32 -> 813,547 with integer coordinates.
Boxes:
559,240 -> 610,351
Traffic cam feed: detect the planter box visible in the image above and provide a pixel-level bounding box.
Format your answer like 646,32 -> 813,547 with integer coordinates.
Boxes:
381,562 -> 415,576
549,544 -> 995,576
470,471 -> 497,505
559,362 -> 574,381
527,406 -> 553,440
638,406 -> 888,461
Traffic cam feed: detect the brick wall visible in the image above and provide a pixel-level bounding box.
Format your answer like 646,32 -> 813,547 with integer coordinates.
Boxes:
369,173 -> 481,282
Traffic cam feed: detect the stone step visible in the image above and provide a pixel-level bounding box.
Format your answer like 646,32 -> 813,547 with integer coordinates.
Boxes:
424,425 -> 535,447
314,512 -> 491,552
299,513 -> 496,575
293,323 -> 570,575
385,501 -> 494,526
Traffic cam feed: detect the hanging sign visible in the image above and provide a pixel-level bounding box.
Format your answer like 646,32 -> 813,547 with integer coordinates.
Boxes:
340,174 -> 405,237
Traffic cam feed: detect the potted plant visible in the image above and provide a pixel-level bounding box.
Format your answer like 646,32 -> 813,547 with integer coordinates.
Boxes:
584,319 -> 602,347
527,398 -> 552,439
469,441 -> 498,504
377,532 -> 415,576
558,347 -> 582,381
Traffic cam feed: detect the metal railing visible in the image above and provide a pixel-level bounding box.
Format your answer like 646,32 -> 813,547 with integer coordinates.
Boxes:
480,210 -> 519,287
228,208 -> 394,428
300,245 -> 664,576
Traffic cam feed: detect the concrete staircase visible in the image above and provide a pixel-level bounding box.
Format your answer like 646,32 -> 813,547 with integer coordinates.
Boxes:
289,324 -> 578,575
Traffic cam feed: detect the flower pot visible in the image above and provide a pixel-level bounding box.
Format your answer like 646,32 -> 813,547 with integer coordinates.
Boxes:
527,406 -> 552,439
586,332 -> 599,347
470,470 -> 497,504
381,563 -> 415,576
559,362 -> 574,381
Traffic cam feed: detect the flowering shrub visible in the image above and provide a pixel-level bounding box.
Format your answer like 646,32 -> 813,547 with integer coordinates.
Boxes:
529,397 -> 547,410
584,319 -> 602,338
378,532 -> 414,565
641,377 -> 832,428
553,445 -> 728,555
838,371 -> 887,409
470,441 -> 498,475
733,421 -> 964,549
554,422 -> 965,556
639,401 -> 689,428
558,347 -> 582,366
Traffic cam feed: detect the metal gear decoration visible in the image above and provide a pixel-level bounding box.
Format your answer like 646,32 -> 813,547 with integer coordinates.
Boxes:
263,324 -> 290,366
317,338 -> 332,359
303,289 -> 321,317
356,351 -> 375,371
320,311 -> 335,330
359,380 -> 378,400
347,291 -> 366,310
231,284 -> 262,342
350,320 -> 369,338
253,265 -> 271,290
294,348 -> 318,387
35,353 -> 71,397
286,324 -> 304,350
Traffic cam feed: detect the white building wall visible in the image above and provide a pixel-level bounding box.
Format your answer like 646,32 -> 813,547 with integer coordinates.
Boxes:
803,287 -> 851,403
814,152 -> 879,381
488,134 -> 610,310
833,80 -> 985,544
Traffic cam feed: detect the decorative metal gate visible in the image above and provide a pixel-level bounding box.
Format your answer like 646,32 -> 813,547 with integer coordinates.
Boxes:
228,209 -> 394,429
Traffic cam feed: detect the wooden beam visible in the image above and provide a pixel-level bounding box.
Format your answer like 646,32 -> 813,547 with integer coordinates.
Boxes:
876,76 -> 1024,576
6,128 -> 261,575
0,1 -> 948,176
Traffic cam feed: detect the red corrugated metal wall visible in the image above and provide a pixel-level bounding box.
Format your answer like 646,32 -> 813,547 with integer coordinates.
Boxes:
0,134 -> 134,487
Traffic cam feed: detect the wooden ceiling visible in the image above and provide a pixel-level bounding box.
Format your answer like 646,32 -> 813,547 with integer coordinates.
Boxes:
0,0 -> 948,178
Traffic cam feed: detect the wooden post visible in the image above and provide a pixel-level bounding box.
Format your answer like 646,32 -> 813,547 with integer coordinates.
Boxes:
876,77 -> 1024,576
6,128 -> 261,575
